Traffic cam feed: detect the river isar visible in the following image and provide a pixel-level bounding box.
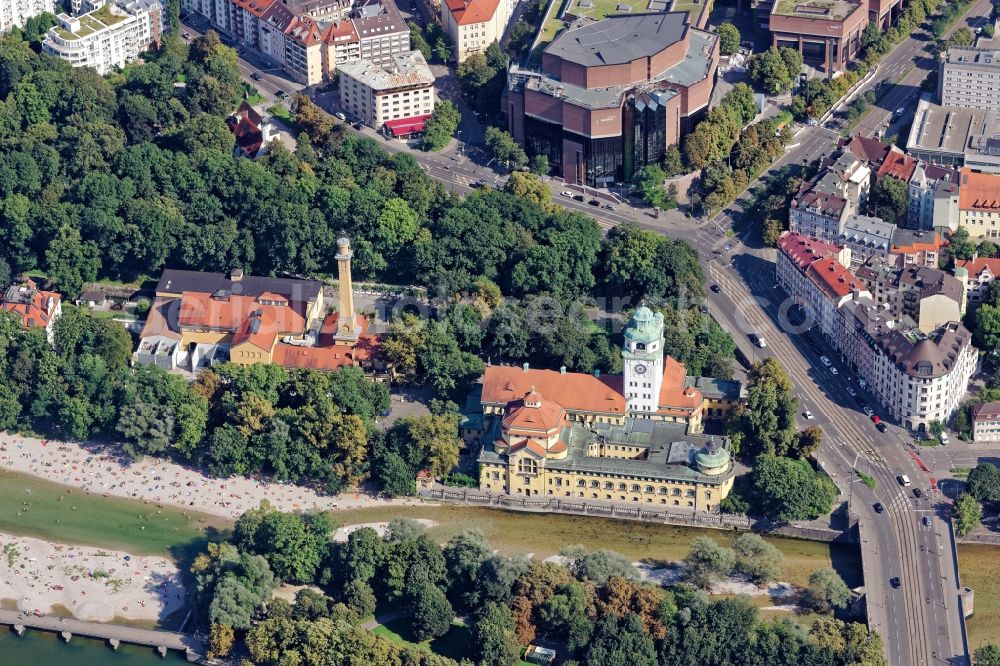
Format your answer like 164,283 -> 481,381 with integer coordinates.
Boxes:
0,628 -> 187,663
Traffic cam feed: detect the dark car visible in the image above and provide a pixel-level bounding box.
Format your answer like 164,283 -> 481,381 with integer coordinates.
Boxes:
710,284 -> 721,293
873,502 -> 884,513
890,577 -> 901,589
573,194 -> 585,202
251,72 -> 262,81
913,488 -> 923,498
876,422 -> 888,433
588,199 -> 600,206
275,90 -> 287,99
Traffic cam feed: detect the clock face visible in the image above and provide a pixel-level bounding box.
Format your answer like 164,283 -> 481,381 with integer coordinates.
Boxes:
634,363 -> 647,375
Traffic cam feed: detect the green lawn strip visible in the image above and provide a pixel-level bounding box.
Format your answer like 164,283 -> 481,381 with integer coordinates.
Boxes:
0,469 -> 232,560
951,468 -> 971,478
958,543 -> 1000,650
918,439 -> 939,447
855,469 -> 876,490
324,503 -> 857,588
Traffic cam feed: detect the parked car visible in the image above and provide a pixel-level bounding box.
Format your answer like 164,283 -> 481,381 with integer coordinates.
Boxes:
847,387 -> 857,397
863,406 -> 875,417
573,194 -> 585,202
251,72 -> 262,81
602,203 -> 615,210
335,112 -> 347,121
561,190 -> 573,197
820,356 -> 832,367
876,422 -> 888,433
588,199 -> 600,206
830,367 -> 839,375
803,410 -> 814,420
871,414 -> 880,424
874,502 -> 884,513
939,432 -> 950,445
275,90 -> 287,99
182,31 -> 191,39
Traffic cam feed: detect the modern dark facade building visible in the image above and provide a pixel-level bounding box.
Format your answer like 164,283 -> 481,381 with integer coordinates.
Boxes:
504,12 -> 718,187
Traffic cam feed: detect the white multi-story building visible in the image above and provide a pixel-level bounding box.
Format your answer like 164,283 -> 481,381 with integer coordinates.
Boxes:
958,167 -> 1000,239
779,231 -> 977,431
0,0 -> 54,33
973,401 -> 1000,443
339,49 -> 434,130
907,162 -> 959,231
955,257 -> 1000,303
440,0 -> 514,63
938,47 -> 1000,111
42,0 -> 163,75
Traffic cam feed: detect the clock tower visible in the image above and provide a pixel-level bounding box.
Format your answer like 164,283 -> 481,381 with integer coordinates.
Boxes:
622,305 -> 665,417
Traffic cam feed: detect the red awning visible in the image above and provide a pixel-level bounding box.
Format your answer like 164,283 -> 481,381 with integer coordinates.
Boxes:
384,114 -> 432,137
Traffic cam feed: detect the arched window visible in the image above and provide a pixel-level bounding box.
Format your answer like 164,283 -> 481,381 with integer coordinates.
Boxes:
590,480 -> 599,488
630,484 -> 640,492
617,483 -> 627,491
605,482 -> 614,490
671,488 -> 681,496
658,487 -> 668,495
644,485 -> 654,493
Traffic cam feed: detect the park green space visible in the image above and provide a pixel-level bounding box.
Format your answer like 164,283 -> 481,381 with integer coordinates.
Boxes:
958,543 -> 1000,650
0,469 -> 231,559
373,618 -> 533,665
323,503 -> 860,588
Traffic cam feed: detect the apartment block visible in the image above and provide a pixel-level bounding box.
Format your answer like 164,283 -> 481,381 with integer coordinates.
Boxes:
339,49 -> 435,130
955,257 -> 1000,303
180,0 -> 409,83
889,229 -> 946,269
938,47 -> 1000,111
907,162 -> 959,231
0,0 -> 54,33
838,214 -> 894,267
42,0 -> 163,75
441,0 -> 514,63
973,401 -> 1000,443
957,167 -> 1000,239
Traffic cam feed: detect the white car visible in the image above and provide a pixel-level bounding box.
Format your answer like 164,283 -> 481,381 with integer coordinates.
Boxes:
830,367 -> 839,375
863,406 -> 875,417
847,387 -> 857,397
820,356 -> 832,367
561,190 -> 573,197
335,112 -> 347,121
803,410 -> 814,420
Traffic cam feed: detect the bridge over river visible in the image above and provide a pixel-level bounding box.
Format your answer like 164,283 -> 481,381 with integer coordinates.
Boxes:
0,609 -> 205,662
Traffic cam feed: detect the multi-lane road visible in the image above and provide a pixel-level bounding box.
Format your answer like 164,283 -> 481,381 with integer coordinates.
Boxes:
184,2 -> 995,661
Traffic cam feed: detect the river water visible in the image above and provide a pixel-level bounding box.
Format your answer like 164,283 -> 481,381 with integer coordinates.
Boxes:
0,629 -> 187,663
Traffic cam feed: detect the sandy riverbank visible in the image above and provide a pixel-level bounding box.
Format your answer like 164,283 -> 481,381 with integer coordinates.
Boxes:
0,532 -> 184,622
0,433 -> 423,520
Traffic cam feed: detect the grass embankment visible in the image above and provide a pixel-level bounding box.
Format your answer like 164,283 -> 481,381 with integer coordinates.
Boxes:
951,468 -> 971,478
855,469 -> 877,490
958,543 -> 1000,650
324,503 -> 861,588
0,469 -> 232,559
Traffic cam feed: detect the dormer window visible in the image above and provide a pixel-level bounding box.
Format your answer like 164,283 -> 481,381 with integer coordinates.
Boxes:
635,342 -> 646,351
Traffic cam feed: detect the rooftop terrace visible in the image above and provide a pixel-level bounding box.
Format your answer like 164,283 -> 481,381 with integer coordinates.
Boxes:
772,0 -> 859,20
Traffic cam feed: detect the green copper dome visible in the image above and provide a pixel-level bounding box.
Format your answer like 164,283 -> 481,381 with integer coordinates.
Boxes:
624,306 -> 664,344
695,440 -> 730,473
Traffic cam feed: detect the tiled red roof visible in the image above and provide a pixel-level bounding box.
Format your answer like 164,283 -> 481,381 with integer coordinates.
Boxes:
444,0 -> 501,25
778,232 -> 842,272
956,257 -> 1000,280
285,16 -> 323,46
1,280 -> 61,332
231,0 -> 275,17
840,135 -> 892,167
877,150 -> 917,182
177,292 -> 307,333
959,168 -> 1000,211
807,257 -> 865,299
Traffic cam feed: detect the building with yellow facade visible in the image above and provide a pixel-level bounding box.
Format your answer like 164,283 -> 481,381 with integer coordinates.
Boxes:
473,306 -> 739,511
